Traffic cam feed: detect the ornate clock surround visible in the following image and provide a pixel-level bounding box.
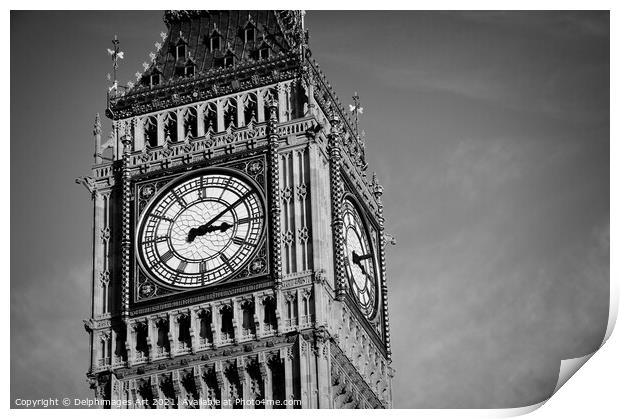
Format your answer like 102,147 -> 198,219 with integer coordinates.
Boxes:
129,149 -> 273,312
342,193 -> 379,320
341,175 -> 386,343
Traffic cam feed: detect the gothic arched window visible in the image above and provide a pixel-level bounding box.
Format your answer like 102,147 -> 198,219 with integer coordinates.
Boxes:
223,98 -> 237,129
241,301 -> 255,337
135,323 -> 149,358
203,102 -> 218,133
163,112 -> 178,142
150,73 -> 160,87
209,30 -> 221,52
198,310 -> 213,345
220,305 -> 234,342
185,63 -> 195,77
183,107 -> 198,139
143,115 -> 158,147
258,45 -> 269,60
243,93 -> 258,125
156,319 -> 170,356
177,314 -> 191,350
262,296 -> 277,333
223,53 -> 234,68
244,26 -> 255,43
176,44 -> 186,61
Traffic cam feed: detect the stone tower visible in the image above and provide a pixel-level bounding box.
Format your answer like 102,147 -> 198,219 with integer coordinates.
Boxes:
80,10 -> 393,409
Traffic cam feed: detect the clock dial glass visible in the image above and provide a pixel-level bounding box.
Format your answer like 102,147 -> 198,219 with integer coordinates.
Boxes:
137,171 -> 265,288
343,198 -> 378,318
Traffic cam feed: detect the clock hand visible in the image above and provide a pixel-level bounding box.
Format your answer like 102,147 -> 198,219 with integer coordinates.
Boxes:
187,192 -> 251,242
351,250 -> 372,276
187,222 -> 233,242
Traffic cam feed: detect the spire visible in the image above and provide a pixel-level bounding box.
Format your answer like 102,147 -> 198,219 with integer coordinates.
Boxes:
106,35 -> 124,92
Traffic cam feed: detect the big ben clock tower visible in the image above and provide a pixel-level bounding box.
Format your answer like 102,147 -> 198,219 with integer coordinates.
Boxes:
79,10 -> 393,408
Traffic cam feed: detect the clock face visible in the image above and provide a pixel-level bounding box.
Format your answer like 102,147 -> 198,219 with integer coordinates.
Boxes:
136,170 -> 265,288
343,197 -> 378,318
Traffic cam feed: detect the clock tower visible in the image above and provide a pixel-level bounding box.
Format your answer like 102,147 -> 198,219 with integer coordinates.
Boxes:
79,10 -> 393,409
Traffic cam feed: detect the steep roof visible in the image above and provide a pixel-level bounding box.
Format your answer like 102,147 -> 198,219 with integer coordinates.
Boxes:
107,10 -> 305,118
139,10 -> 304,86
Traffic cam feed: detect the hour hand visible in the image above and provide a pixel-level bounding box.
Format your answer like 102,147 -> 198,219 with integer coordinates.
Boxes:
187,221 -> 233,242
351,250 -> 372,276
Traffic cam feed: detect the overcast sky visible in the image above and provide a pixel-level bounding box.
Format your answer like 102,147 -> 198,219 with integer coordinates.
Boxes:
11,11 -> 609,408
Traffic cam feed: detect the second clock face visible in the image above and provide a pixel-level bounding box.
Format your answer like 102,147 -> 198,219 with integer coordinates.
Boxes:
137,170 -> 265,288
343,197 -> 378,318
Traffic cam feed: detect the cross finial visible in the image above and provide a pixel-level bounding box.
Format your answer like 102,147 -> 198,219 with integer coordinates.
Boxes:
107,35 -> 124,90
349,91 -> 363,135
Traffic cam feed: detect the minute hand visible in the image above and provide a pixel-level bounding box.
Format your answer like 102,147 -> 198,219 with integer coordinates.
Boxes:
187,191 -> 252,242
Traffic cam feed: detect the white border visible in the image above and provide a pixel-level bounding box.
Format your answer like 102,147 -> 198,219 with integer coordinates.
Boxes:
5,2 -> 616,416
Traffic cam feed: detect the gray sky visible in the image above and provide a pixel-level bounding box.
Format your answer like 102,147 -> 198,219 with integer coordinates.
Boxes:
10,11 -> 609,408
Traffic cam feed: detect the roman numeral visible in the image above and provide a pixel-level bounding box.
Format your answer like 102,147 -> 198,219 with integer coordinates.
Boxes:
172,189 -> 188,208
237,215 -> 262,224
151,214 -> 174,223
177,260 -> 187,273
141,236 -> 168,244
220,254 -> 233,270
161,250 -> 173,263
231,237 -> 255,246
199,261 -> 207,274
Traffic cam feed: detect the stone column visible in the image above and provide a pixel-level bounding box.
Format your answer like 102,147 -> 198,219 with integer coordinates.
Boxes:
93,113 -> 102,164
281,347 -> 294,408
236,94 -> 245,127
232,299 -> 240,344
146,318 -> 154,361
216,99 -> 224,133
189,309 -> 198,353
327,113 -> 347,300
212,304 -> 221,347
125,320 -> 134,367
196,104 -> 205,136
169,313 -> 177,357
134,116 -> 144,152
267,100 -> 283,288
156,113 -> 164,145
315,331 -> 331,408
298,337 -> 309,408
176,108 -> 184,141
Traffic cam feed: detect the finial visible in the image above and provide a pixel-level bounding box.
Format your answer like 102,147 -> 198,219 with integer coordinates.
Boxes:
149,52 -> 156,62
106,35 -> 124,91
371,172 -> 384,199
327,102 -> 342,135
93,114 -> 101,136
155,41 -> 162,51
135,71 -> 142,81
121,129 -> 133,155
349,91 -> 364,136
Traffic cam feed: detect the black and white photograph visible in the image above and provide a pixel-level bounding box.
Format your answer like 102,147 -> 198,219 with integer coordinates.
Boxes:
9,6 -> 614,412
